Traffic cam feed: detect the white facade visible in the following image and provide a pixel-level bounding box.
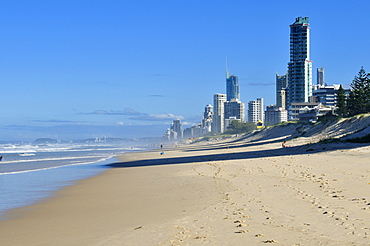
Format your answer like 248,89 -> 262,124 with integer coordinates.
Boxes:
212,93 -> 227,133
171,119 -> 183,139
248,98 -> 264,123
202,104 -> 213,133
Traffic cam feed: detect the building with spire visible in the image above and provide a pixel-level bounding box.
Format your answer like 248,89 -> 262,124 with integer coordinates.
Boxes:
226,70 -> 240,101
287,17 -> 312,118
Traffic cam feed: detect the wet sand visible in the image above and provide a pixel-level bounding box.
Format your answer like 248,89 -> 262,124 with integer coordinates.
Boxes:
0,136 -> 369,245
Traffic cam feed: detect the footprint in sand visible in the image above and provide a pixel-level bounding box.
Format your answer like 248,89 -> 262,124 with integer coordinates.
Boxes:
235,230 -> 249,233
263,239 -> 278,243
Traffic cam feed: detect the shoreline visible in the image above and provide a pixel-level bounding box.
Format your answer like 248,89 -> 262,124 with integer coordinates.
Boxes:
0,156 -> 118,220
0,137 -> 369,245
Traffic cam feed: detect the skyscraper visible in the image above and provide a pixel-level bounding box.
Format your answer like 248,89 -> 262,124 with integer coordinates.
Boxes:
287,17 -> 312,114
212,93 -> 226,133
317,67 -> 325,87
226,70 -> 240,101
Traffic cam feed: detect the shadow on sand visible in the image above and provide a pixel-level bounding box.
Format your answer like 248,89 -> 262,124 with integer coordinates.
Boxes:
107,141 -> 369,169
181,138 -> 285,152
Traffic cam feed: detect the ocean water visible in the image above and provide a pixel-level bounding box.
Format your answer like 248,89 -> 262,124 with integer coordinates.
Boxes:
0,140 -> 154,220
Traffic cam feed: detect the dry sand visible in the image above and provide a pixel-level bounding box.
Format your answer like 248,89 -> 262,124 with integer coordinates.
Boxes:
0,135 -> 370,245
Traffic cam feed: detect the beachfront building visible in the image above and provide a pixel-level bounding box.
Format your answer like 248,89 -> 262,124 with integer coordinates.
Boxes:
265,105 -> 288,126
293,103 -> 333,122
276,72 -> 288,109
212,93 -> 227,133
183,124 -> 202,139
163,129 -> 171,141
289,102 -> 321,121
311,84 -> 350,108
226,72 -> 240,101
317,67 -> 325,86
224,99 -> 245,131
224,99 -> 245,121
202,104 -> 213,133
287,17 -> 312,119
248,98 -> 264,124
170,119 -> 183,139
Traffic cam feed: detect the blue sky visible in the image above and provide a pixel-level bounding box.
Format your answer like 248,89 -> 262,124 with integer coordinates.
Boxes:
1,0 -> 369,141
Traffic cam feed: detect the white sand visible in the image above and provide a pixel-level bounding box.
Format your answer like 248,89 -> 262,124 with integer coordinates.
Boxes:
0,130 -> 369,245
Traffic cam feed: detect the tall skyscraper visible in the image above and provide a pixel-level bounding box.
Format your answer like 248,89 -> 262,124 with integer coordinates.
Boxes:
276,72 -> 288,109
212,93 -> 226,133
287,17 -> 312,113
317,67 -> 325,86
226,69 -> 240,101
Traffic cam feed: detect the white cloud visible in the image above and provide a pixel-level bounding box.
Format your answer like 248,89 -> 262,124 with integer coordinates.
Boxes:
85,108 -> 141,116
130,113 -> 184,121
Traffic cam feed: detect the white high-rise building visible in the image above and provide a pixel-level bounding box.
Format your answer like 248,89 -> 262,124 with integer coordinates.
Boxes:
212,93 -> 226,133
248,98 -> 264,123
202,104 -> 213,133
171,119 -> 183,139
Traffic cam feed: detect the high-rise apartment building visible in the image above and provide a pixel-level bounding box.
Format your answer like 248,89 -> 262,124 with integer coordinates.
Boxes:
212,93 -> 227,133
202,104 -> 213,133
276,72 -> 288,109
226,71 -> 240,101
171,119 -> 183,139
248,98 -> 264,123
224,99 -> 245,123
287,17 -> 312,115
317,67 -> 325,86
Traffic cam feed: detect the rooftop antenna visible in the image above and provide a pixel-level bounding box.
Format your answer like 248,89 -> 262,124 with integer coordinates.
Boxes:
226,56 -> 231,78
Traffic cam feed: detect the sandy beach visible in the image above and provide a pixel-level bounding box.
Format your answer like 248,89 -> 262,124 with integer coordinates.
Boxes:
1,131 -> 370,245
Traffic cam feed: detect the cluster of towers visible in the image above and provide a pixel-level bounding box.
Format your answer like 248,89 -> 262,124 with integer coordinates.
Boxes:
274,17 -> 312,120
163,69 -> 245,140
273,17 -> 346,123
210,69 -> 245,134
164,17 -> 346,140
